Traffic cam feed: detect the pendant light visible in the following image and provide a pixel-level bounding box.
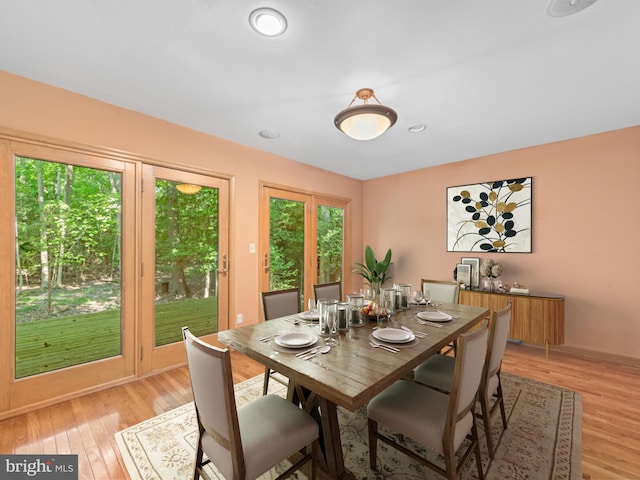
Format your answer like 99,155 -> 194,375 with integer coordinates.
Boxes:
334,88 -> 398,140
176,184 -> 202,194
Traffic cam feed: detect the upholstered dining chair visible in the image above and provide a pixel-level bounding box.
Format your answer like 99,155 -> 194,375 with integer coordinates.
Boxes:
414,303 -> 512,458
312,281 -> 342,302
182,327 -> 318,480
421,279 -> 460,304
260,287 -> 301,394
367,322 -> 488,480
421,279 -> 460,354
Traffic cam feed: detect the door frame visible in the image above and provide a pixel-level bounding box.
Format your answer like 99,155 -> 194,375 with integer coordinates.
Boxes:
139,165 -> 230,373
258,183 -> 350,309
0,139 -> 137,415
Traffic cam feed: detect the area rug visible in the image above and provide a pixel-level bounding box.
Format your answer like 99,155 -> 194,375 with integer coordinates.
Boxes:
115,372 -> 581,479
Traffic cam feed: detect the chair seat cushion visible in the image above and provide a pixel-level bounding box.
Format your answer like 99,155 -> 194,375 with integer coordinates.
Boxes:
238,394 -> 318,479
367,379 -> 472,454
414,354 -> 455,392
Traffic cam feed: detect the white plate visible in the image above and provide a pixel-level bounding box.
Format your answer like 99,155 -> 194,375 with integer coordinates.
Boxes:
299,310 -> 319,320
274,332 -> 318,348
372,328 -> 415,344
417,311 -> 453,322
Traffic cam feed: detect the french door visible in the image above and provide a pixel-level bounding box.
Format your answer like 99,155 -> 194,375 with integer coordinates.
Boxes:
259,185 -> 349,310
2,140 -> 137,412
0,136 -> 229,415
140,165 -> 229,372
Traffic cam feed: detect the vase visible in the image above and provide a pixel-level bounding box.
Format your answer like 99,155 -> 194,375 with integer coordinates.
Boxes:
481,277 -> 492,291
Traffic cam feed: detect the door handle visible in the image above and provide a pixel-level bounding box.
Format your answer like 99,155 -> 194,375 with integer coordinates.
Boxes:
217,253 -> 228,274
263,253 -> 269,272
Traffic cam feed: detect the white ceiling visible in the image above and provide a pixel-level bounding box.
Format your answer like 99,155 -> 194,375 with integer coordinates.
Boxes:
1,1 -> 638,180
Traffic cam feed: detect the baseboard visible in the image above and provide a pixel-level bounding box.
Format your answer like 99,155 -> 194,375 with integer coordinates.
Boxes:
515,342 -> 640,369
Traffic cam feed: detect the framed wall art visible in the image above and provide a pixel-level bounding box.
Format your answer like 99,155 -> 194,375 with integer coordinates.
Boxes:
461,257 -> 480,289
447,177 -> 532,253
455,263 -> 471,288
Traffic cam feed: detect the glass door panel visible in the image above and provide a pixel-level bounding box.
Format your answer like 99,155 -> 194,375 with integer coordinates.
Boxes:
316,204 -> 344,284
268,196 -> 305,293
3,140 -> 135,414
141,165 -> 229,372
154,179 -> 220,346
14,157 -> 123,378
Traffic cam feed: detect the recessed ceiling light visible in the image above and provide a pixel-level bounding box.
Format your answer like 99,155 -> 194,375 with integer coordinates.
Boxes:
249,8 -> 287,37
408,124 -> 427,133
259,129 -> 281,139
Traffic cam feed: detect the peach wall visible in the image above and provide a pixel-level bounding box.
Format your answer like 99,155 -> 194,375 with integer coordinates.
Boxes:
2,71 -> 638,360
0,71 -> 363,327
364,127 -> 640,359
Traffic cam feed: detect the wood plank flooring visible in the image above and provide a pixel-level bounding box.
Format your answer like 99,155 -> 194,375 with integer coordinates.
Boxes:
0,342 -> 638,479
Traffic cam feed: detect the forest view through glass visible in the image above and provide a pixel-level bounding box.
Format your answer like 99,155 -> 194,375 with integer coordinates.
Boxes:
14,157 -> 123,378
154,180 -> 219,346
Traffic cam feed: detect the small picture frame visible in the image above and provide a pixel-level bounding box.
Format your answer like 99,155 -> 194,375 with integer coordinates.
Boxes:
461,257 -> 480,289
456,263 -> 471,289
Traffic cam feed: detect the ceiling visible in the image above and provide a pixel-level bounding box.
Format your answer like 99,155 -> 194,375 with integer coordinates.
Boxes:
1,1 -> 638,180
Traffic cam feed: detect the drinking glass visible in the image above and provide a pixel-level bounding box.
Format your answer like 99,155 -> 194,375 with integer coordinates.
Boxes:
361,288 -> 374,302
413,290 -> 424,305
423,289 -> 431,305
308,297 -> 316,312
325,305 -> 339,346
374,302 -> 389,329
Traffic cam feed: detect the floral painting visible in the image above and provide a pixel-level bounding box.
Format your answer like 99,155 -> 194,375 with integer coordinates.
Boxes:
447,177 -> 532,253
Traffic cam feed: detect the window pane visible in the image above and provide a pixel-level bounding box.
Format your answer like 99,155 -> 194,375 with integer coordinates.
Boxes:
14,157 -> 122,378
317,205 -> 344,283
268,197 -> 305,293
154,180 -> 219,346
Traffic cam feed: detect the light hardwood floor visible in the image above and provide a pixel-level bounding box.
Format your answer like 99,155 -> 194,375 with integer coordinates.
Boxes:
0,342 -> 638,479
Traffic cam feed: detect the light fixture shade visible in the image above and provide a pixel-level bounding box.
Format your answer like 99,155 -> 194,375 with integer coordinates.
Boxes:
334,88 -> 398,140
176,184 -> 202,194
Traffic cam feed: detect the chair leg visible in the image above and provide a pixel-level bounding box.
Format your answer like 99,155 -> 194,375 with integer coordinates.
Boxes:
472,418 -> 484,480
497,378 -> 508,429
479,392 -> 495,458
193,441 -> 204,480
262,366 -> 270,395
443,445 -> 457,480
310,439 -> 318,480
367,418 -> 378,470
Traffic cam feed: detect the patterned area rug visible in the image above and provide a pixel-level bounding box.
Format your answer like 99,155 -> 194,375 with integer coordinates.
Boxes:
115,372 -> 581,479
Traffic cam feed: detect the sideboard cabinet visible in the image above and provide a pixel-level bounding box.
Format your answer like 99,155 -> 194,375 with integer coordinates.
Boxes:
458,289 -> 565,348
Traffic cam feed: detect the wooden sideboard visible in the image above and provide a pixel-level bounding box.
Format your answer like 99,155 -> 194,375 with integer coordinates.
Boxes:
459,289 -> 565,348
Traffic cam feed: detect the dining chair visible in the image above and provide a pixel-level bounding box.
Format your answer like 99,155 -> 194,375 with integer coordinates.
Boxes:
367,322 -> 488,480
414,303 -> 512,458
312,281 -> 342,302
421,279 -> 460,354
421,279 -> 460,304
260,287 -> 301,395
182,327 -> 318,480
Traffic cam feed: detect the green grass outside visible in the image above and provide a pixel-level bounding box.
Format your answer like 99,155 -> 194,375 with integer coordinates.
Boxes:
15,297 -> 218,378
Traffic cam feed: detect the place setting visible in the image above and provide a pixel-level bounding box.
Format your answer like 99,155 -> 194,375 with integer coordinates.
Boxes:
269,330 -> 323,354
368,326 -> 421,352
297,298 -> 321,322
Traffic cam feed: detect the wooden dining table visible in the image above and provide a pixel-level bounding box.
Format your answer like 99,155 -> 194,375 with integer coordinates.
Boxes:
218,302 -> 489,479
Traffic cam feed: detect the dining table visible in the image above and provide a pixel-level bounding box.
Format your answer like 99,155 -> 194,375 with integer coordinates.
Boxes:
218,301 -> 489,479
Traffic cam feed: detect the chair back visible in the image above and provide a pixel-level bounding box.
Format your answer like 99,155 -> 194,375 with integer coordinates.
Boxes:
182,327 -> 243,478
313,281 -> 342,302
261,287 -> 301,320
446,321 -> 488,447
484,303 -> 512,382
421,279 -> 459,304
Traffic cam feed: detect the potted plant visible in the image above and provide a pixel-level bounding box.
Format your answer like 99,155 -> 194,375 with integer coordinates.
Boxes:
353,245 -> 392,295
